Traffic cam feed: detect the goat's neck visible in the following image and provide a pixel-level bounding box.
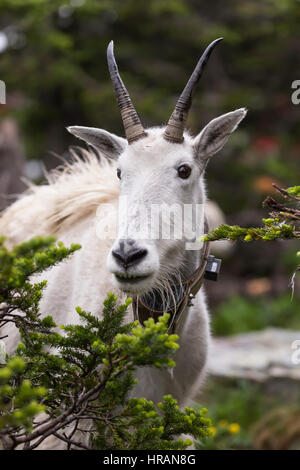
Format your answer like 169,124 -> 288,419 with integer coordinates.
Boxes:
180,196 -> 206,281
180,248 -> 202,281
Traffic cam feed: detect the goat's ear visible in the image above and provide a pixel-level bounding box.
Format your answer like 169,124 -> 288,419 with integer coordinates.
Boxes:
67,126 -> 127,160
193,108 -> 247,166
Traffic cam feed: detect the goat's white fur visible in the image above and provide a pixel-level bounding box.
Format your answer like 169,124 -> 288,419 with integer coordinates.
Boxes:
0,109 -> 246,449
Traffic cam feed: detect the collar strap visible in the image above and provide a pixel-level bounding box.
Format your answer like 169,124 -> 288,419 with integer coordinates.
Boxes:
132,218 -> 211,333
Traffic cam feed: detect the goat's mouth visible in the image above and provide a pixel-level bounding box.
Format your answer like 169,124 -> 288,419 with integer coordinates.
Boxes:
115,272 -> 152,284
113,271 -> 156,294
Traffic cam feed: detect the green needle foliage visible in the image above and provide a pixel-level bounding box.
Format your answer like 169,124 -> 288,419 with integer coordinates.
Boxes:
202,220 -> 295,243
202,185 -> 300,245
0,236 -> 212,450
202,184 -> 300,294
0,356 -> 47,433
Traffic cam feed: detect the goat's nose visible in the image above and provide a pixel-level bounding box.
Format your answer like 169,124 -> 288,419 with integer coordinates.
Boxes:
112,242 -> 148,269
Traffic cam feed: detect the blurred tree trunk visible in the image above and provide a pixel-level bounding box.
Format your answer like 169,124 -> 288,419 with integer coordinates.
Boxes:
0,118 -> 25,211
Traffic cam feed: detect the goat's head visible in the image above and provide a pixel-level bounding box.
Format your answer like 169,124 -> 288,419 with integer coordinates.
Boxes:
68,40 -> 246,296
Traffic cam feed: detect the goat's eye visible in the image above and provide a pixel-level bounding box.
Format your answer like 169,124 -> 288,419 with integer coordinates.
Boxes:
117,168 -> 121,180
177,164 -> 191,179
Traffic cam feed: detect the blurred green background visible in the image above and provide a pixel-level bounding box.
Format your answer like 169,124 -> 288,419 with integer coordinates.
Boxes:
0,0 -> 299,450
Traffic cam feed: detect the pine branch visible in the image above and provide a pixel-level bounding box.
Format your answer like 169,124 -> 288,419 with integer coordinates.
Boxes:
202,184 -> 300,244
0,237 -> 212,450
202,183 -> 300,279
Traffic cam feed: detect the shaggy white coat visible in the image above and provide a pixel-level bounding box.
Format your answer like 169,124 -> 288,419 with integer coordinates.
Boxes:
0,110 -> 246,449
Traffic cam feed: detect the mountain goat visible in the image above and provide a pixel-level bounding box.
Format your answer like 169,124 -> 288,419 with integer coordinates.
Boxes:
0,39 -> 246,448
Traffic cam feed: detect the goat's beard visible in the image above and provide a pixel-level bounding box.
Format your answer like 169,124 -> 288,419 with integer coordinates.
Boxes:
138,258 -> 186,314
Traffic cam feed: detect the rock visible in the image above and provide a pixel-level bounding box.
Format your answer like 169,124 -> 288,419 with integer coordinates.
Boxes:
208,328 -> 300,383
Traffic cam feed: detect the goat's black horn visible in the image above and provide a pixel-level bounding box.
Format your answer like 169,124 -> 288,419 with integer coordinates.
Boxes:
163,38 -> 223,143
107,41 -> 146,144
